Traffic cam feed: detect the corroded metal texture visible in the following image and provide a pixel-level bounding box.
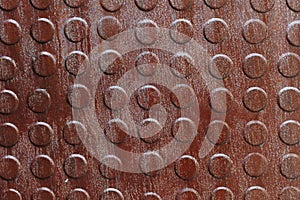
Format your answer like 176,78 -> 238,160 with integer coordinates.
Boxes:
1,0 -> 300,199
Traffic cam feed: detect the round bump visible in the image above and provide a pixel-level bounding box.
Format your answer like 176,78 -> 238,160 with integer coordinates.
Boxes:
209,54 -> 233,79
250,0 -> 275,13
243,87 -> 267,112
33,51 -> 56,77
170,52 -> 194,78
65,51 -> 88,76
135,0 -> 157,11
204,18 -> 229,44
280,120 -> 300,145
206,120 -> 230,145
174,155 -> 199,180
31,0 -> 52,9
104,86 -> 128,110
172,117 -> 197,143
100,0 -> 124,12
0,156 -> 20,180
243,53 -> 267,79
31,18 -> 55,43
29,122 -> 53,147
28,89 -> 51,113
0,19 -> 21,45
169,0 -> 193,11
281,153 -> 300,179
243,19 -> 267,44
210,88 -> 234,113
204,0 -> 227,9
98,16 -> 122,41
139,152 -> 163,176
279,186 -> 300,200
287,0 -> 300,12
287,21 -> 300,47
3,189 -> 22,200
0,90 -> 19,114
98,50 -> 123,75
137,85 -> 161,110
170,19 -> 193,44
0,123 -> 19,147
67,188 -> 90,200
64,17 -> 88,43
136,51 -> 159,76
244,121 -> 267,146
0,0 -> 19,10
171,84 -> 195,108
243,153 -> 267,177
31,155 -> 54,179
32,188 -> 55,200
278,53 -> 300,78
211,187 -> 234,200
143,192 -> 162,200
278,87 -> 300,112
175,188 -> 200,200
64,154 -> 87,178
0,56 -> 17,81
245,186 -> 268,200
99,155 -> 122,179
135,19 -> 159,45
64,0 -> 87,8
100,188 -> 124,200
63,121 -> 86,145
139,119 -> 162,143
209,154 -> 232,178
104,118 -> 128,144
68,84 -> 90,109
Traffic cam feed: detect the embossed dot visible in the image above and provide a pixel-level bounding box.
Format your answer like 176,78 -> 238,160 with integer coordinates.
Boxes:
211,187 -> 234,200
100,188 -> 124,200
68,84 -> 90,109
243,19 -> 267,44
98,16 -> 122,40
100,0 -> 124,12
0,156 -> 20,180
28,89 -> 51,113
135,0 -> 157,11
206,120 -> 230,145
64,0 -> 87,8
104,118 -> 128,144
209,54 -> 233,79
0,123 -> 19,147
31,18 -> 55,43
33,51 -> 56,77
279,186 -> 300,200
65,51 -> 88,76
31,155 -> 54,179
0,56 -> 17,81
243,87 -> 267,112
0,90 -> 19,114
32,188 -> 55,200
287,21 -> 300,47
172,117 -> 197,143
169,0 -> 193,10
98,50 -> 123,75
139,152 -> 163,176
29,122 -> 53,147
176,188 -> 200,200
171,84 -> 195,108
210,88 -> 234,113
250,0 -> 274,13
3,189 -> 22,200
143,192 -> 162,200
244,121 -> 267,146
287,0 -> 300,12
67,188 -> 90,200
204,0 -> 227,9
104,86 -> 128,110
280,120 -> 300,145
139,118 -> 162,143
243,153 -> 267,177
281,154 -> 300,179
0,0 -> 19,10
278,87 -> 300,112
209,154 -> 232,178
99,155 -> 122,179
243,53 -> 267,79
0,19 -> 21,45
278,53 -> 300,78
63,121 -> 86,145
136,51 -> 159,76
245,186 -> 268,200
64,17 -> 88,43
170,19 -> 193,44
64,154 -> 87,178
175,155 -> 199,180
136,19 -> 159,45
31,0 -> 52,9
170,52 -> 194,78
204,18 -> 229,44
137,85 -> 161,110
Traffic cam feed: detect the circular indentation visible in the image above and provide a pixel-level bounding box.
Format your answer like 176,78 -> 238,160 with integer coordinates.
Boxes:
172,117 -> 197,143
30,0 -> 52,9
243,153 -> 267,177
204,18 -> 229,44
278,87 -> 300,112
209,54 -> 232,79
287,0 -> 300,12
29,122 -> 53,147
104,118 -> 128,144
98,16 -> 122,41
279,186 -> 300,200
0,123 -> 19,147
278,53 -> 300,78
169,0 -> 193,10
3,189 -> 22,200
32,188 -> 55,200
143,192 -> 162,200
65,51 -> 88,76
0,56 -> 17,81
0,156 -> 20,180
98,50 -> 123,75
281,153 -> 300,179
135,0 -> 157,11
0,19 -> 21,45
206,120 -> 230,145
170,19 -> 193,44
64,154 -> 87,179
100,188 -> 124,200
245,186 -> 268,200
100,0 -> 124,12
139,118 -> 162,143
171,84 -> 195,108
67,188 -> 90,200
139,152 -> 163,176
137,85 -> 161,110
243,19 -> 267,44
31,18 -> 55,43
204,0 -> 227,9
210,88 -> 233,113
244,121 -> 267,146
176,188 -> 200,200
0,90 -> 19,114
64,0 -> 87,8
287,21 -> 300,47
64,17 -> 88,43
243,87 -> 267,112
136,51 -> 159,76
0,0 -> 19,10
209,154 -> 232,178
33,51 -> 56,77
243,53 -> 267,79
104,86 -> 128,110
31,155 -> 54,179
63,121 -> 86,145
28,89 -> 51,113
170,52 -> 194,78
68,84 -> 90,109
99,155 -> 122,179
250,0 -> 274,13
174,155 -> 199,180
280,120 -> 300,145
211,187 -> 234,200
136,19 -> 159,45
